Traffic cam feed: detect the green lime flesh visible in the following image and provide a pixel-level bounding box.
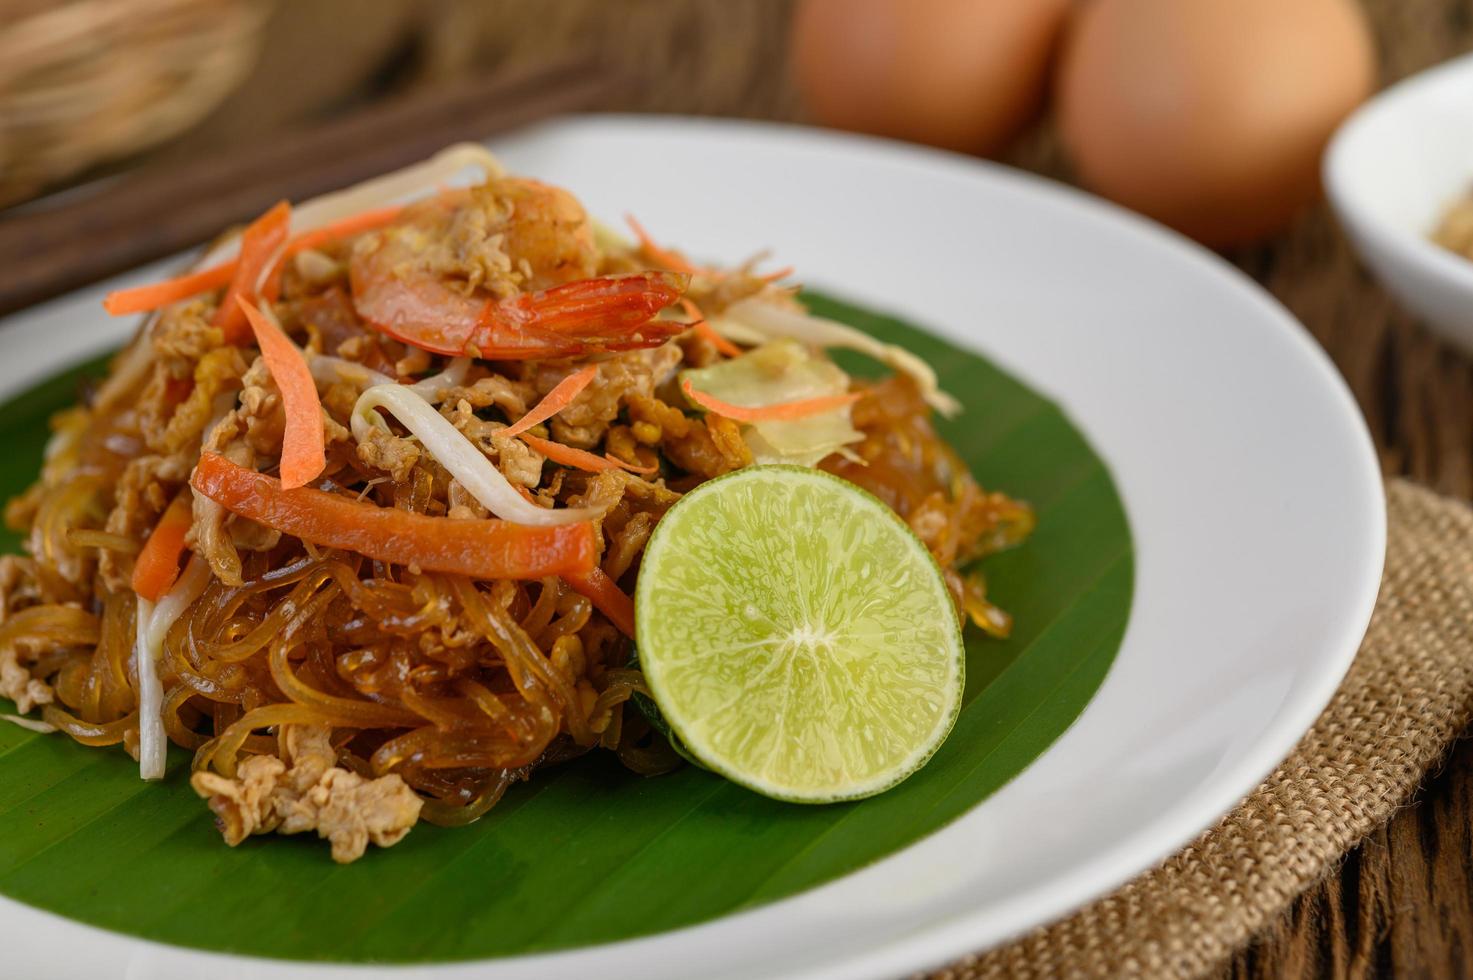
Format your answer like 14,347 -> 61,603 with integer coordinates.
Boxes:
634,465 -> 964,803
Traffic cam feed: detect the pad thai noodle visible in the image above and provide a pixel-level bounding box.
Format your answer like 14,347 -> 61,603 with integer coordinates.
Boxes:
0,146 -> 1033,862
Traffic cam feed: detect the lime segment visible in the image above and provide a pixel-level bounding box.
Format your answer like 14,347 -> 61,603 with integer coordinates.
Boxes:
635,465 -> 964,802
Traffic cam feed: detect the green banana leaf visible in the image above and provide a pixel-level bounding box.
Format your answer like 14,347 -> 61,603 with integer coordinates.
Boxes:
0,292 -> 1132,962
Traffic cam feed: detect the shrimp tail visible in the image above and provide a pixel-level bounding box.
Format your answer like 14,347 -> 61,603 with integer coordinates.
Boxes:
492,271 -> 689,335
470,271 -> 689,359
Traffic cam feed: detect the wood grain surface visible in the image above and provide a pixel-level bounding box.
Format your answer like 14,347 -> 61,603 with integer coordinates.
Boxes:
1212,4 -> 1473,975
0,58 -> 618,315
4,0 -> 1472,975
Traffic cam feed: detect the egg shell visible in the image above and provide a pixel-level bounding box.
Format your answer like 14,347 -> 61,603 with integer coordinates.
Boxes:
1057,0 -> 1376,247
791,0 -> 1071,156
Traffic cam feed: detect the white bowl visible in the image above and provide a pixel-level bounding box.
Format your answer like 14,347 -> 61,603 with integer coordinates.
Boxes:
1326,52 -> 1473,352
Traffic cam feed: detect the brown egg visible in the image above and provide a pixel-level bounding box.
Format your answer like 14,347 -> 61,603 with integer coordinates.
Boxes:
791,0 -> 1071,156
1057,0 -> 1376,247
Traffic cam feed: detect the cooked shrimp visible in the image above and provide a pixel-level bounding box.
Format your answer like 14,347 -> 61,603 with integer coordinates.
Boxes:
485,177 -> 599,291
350,181 -> 688,359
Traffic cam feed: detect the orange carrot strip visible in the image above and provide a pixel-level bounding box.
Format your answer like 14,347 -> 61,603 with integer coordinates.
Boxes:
103,264 -> 236,317
214,201 -> 291,344
260,250 -> 288,307
681,378 -> 861,422
237,297 -> 326,489
192,452 -> 595,580
680,298 -> 742,358
130,495 -> 193,601
759,266 -> 795,283
691,319 -> 739,357
102,206 -> 405,318
626,214 -> 698,275
564,567 -> 636,637
520,434 -> 658,475
284,205 -> 403,258
265,204 -> 406,285
500,364 -> 598,439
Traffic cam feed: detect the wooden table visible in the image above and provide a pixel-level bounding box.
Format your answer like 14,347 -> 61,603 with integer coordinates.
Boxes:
1206,215 -> 1473,979
1211,6 -> 1473,973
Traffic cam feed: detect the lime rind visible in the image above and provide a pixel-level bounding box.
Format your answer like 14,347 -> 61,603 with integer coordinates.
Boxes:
626,648 -> 708,770
635,465 -> 964,803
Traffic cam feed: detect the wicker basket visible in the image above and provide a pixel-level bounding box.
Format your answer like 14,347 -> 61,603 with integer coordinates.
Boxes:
0,0 -> 273,207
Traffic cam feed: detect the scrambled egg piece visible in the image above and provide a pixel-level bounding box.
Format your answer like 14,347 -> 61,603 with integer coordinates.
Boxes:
191,725 -> 422,863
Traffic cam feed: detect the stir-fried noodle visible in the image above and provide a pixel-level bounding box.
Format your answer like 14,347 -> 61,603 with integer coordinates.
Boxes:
0,147 -> 1033,861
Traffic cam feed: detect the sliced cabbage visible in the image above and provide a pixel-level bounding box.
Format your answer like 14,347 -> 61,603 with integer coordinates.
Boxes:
720,297 -> 961,417
681,340 -> 863,467
704,314 -> 769,348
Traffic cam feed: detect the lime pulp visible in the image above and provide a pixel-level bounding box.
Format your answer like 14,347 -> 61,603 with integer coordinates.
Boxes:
634,465 -> 964,803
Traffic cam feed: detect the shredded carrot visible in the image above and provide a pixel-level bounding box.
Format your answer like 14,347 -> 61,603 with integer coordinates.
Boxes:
193,452 -> 596,581
103,264 -> 236,317
626,214 -> 698,275
520,434 -> 658,475
131,495 -> 193,601
690,318 -> 740,357
265,204 -> 405,285
500,364 -> 598,439
102,204 -> 405,319
286,205 -> 403,259
564,567 -> 636,637
214,201 -> 291,345
759,266 -> 795,283
681,377 -> 862,422
236,298 -> 326,489
680,298 -> 742,358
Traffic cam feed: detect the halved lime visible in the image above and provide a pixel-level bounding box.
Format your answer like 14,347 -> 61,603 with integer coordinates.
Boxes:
634,465 -> 964,803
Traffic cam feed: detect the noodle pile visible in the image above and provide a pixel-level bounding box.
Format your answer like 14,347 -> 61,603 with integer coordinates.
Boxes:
0,152 -> 1033,861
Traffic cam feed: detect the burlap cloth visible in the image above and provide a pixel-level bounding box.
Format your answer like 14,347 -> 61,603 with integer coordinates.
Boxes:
63,0 -> 1473,974
920,478 -> 1473,978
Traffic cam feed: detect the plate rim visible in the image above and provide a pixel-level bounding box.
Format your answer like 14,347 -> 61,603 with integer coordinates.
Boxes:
0,114 -> 1384,980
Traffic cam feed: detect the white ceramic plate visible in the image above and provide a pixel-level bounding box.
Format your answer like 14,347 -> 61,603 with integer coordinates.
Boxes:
0,117 -> 1384,980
